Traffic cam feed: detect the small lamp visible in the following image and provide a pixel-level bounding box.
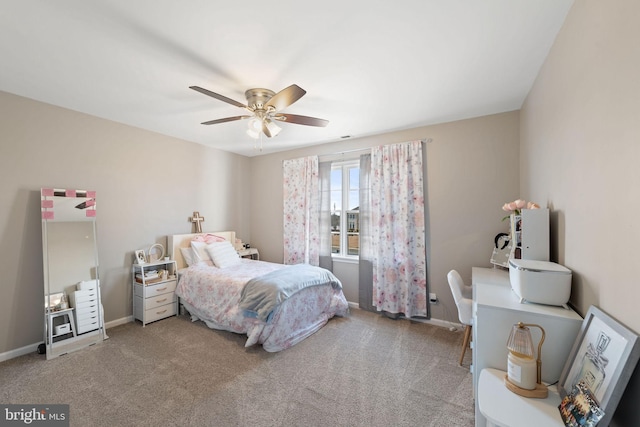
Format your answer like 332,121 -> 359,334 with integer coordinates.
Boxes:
505,322 -> 548,398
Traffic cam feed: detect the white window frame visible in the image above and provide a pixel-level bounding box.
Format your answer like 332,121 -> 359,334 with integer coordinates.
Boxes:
331,160 -> 359,259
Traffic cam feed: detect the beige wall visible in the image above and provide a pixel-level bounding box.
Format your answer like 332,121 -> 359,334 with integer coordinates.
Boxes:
0,91 -> 251,355
1,90 -> 519,355
250,111 -> 520,323
521,1 -> 640,424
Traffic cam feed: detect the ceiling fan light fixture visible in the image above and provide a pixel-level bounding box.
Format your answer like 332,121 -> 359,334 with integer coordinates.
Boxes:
265,119 -> 282,137
248,117 -> 262,132
246,128 -> 260,139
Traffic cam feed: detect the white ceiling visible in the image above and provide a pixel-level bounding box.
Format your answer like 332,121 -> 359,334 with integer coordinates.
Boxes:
0,0 -> 573,157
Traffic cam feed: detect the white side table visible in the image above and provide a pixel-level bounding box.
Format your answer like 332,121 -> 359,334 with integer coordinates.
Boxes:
478,368 -> 564,427
238,248 -> 259,260
47,308 -> 77,345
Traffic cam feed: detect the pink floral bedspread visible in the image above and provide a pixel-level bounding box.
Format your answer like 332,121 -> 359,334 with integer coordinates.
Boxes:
175,259 -> 349,351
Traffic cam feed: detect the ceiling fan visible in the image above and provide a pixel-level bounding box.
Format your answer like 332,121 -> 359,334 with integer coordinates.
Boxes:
189,84 -> 329,139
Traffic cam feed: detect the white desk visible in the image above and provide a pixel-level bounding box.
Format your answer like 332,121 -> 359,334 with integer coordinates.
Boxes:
472,267 -> 582,426
479,368 -> 564,427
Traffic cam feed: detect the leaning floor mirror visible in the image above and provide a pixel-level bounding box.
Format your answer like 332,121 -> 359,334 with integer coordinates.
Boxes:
41,188 -> 106,359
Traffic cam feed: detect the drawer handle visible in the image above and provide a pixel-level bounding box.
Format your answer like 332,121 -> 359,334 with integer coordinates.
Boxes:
155,287 -> 167,292
157,298 -> 168,303
156,309 -> 167,315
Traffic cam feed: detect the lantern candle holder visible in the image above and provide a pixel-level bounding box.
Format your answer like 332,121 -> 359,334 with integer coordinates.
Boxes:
505,322 -> 549,398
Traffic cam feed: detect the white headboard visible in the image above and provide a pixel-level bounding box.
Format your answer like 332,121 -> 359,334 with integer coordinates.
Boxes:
168,231 -> 236,270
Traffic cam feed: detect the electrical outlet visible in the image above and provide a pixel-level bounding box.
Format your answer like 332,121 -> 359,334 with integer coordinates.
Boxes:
429,292 -> 438,303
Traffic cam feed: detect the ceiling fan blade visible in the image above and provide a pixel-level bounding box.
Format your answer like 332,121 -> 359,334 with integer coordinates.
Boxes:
190,86 -> 248,109
201,115 -> 251,125
265,84 -> 306,111
273,113 -> 329,127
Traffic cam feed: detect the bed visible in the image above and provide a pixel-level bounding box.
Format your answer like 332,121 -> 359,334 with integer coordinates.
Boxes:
168,232 -> 349,352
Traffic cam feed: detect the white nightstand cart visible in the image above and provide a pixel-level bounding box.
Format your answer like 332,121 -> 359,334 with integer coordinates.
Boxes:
132,259 -> 178,326
237,247 -> 259,260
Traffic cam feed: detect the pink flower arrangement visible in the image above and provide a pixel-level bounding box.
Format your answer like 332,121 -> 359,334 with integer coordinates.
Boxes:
501,199 -> 540,220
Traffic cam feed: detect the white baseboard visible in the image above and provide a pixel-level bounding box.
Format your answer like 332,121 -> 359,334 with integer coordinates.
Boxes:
346,302 -> 463,331
395,314 -> 462,330
0,342 -> 41,363
415,317 -> 464,331
105,316 -> 133,329
0,317 -> 134,363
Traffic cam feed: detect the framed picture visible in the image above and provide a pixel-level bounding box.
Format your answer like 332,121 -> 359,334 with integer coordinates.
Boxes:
135,249 -> 146,265
558,306 -> 640,426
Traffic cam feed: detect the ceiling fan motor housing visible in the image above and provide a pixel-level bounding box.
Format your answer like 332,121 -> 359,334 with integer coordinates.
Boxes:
245,88 -> 275,111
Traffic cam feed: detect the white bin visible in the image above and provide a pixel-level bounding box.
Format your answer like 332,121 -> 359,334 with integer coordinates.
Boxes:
508,259 -> 572,308
54,323 -> 71,335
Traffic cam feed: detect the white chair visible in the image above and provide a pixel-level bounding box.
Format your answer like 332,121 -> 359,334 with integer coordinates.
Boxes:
447,270 -> 473,365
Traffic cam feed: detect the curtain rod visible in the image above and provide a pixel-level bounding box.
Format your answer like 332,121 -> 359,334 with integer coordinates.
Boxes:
319,138 -> 433,158
322,147 -> 371,156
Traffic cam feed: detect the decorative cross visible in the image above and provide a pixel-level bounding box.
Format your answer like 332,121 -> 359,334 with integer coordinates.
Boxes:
189,211 -> 205,233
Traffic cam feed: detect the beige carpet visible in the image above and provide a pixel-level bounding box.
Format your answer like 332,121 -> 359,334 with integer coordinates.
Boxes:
0,309 -> 474,427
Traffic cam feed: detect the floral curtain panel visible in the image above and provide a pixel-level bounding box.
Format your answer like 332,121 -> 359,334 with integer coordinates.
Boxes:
370,140 -> 427,318
283,156 -> 320,266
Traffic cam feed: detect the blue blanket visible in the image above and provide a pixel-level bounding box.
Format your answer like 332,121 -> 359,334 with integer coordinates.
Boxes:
238,264 -> 342,322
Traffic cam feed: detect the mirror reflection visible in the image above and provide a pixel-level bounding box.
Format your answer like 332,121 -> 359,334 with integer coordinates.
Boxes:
41,188 -> 105,359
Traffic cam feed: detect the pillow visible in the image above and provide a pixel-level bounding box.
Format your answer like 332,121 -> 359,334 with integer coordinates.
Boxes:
190,241 -> 214,266
192,234 -> 227,244
206,241 -> 241,268
180,247 -> 196,267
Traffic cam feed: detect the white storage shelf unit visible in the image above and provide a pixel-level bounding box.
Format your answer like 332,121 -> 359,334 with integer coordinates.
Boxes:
132,259 -> 178,326
471,267 -> 583,427
512,208 -> 550,261
69,280 -> 102,335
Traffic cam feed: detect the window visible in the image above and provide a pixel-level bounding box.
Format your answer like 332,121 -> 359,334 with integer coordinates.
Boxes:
331,161 -> 359,257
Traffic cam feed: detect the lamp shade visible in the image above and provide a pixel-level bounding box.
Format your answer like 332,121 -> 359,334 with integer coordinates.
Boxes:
248,117 -> 262,131
505,322 -> 548,397
246,128 -> 260,139
264,119 -> 281,137
507,323 -> 534,358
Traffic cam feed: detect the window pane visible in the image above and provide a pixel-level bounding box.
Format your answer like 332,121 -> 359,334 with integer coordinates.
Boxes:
331,191 -> 342,212
331,168 -> 342,212
331,211 -> 341,232
349,167 -> 359,190
331,232 -> 340,254
346,212 -> 359,232
348,190 -> 359,210
329,162 -> 360,258
347,232 -> 359,256
331,169 -> 342,191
